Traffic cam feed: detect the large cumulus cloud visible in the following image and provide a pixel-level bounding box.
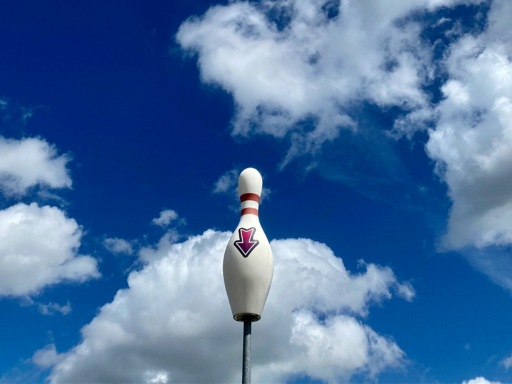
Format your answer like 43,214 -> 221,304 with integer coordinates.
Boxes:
462,377 -> 502,384
46,229 -> 414,383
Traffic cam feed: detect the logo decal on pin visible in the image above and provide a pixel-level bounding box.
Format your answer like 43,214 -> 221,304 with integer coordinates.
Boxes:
234,227 -> 259,258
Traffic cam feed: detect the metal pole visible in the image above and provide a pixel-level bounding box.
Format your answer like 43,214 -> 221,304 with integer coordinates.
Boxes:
242,320 -> 251,384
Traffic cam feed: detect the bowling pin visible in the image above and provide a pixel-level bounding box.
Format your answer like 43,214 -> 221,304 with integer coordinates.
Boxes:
223,168 -> 274,322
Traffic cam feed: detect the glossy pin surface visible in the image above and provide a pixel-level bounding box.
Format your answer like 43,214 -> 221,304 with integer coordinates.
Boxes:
223,168 -> 274,322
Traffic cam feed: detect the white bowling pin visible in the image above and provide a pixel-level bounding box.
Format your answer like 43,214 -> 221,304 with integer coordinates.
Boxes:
223,168 -> 274,322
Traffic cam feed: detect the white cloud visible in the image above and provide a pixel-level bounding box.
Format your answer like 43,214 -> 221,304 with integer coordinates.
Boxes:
375,0 -> 512,253
462,247 -> 512,292
395,280 -> 416,302
176,0 -> 512,297
382,0 -> 512,291
502,352 -> 512,370
37,301 -> 72,316
177,0 -> 480,167
261,186 -> 271,201
0,202 -> 99,297
425,6 -> 512,250
138,230 -> 180,263
21,297 -> 73,316
462,377 -> 502,384
32,344 -> 67,369
0,137 -> 71,196
433,17 -> 451,28
212,168 -> 239,194
0,97 -> 41,125
152,209 -> 179,228
49,229 -> 413,383
103,238 -> 134,255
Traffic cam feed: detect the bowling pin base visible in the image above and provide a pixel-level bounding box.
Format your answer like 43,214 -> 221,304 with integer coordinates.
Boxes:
234,313 -> 260,322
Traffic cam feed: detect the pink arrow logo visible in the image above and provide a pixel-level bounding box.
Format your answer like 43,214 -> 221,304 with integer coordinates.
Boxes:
234,227 -> 259,258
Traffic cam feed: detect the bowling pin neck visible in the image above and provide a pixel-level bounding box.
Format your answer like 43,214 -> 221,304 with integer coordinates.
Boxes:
240,193 -> 260,217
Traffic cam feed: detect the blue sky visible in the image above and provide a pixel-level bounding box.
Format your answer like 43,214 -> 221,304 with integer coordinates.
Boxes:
0,0 -> 511,383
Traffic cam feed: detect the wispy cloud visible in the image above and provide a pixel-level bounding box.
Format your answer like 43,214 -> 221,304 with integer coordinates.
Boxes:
0,96 -> 43,125
212,168 -> 239,195
20,297 -> 72,316
103,238 -> 134,255
37,301 -> 72,316
213,168 -> 271,207
501,352 -> 512,370
176,0 -> 444,166
152,209 -> 181,228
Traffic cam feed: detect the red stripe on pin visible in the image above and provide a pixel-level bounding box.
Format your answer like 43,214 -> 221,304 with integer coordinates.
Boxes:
240,193 -> 260,203
241,208 -> 258,216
